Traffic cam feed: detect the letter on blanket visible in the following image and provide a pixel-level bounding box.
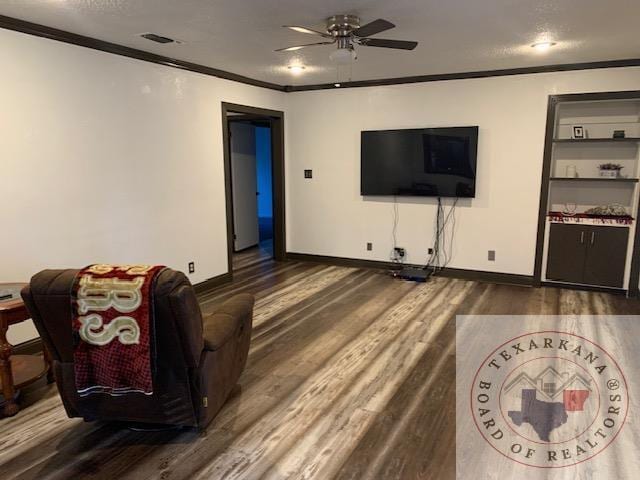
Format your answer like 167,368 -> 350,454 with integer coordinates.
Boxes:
77,275 -> 144,314
78,314 -> 141,346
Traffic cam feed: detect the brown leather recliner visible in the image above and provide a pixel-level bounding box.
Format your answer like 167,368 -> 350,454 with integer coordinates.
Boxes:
21,268 -> 253,429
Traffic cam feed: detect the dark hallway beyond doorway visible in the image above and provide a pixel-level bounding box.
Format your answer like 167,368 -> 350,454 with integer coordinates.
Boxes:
228,120 -> 273,260
256,125 -> 273,254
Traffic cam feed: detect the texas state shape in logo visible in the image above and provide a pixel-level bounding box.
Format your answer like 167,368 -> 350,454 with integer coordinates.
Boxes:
470,331 -> 628,468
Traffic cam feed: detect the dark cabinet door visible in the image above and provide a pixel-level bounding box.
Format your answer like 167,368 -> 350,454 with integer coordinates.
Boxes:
583,226 -> 629,288
546,223 -> 588,284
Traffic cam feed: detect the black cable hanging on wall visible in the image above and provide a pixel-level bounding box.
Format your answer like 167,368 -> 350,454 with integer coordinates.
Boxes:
424,197 -> 458,273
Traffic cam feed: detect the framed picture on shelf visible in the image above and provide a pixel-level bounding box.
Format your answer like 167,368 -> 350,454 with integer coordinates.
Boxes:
572,125 -> 585,139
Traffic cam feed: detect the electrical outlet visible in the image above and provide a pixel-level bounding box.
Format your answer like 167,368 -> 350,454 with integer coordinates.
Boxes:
304,169 -> 313,179
188,261 -> 195,273
366,242 -> 373,251
488,250 -> 496,261
428,248 -> 434,255
392,247 -> 406,263
394,247 -> 406,258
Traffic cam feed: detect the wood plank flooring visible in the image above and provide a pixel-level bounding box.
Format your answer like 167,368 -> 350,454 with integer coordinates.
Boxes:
1,251 -> 639,479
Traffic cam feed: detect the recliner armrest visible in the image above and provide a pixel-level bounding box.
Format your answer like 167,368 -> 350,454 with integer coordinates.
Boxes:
203,294 -> 254,352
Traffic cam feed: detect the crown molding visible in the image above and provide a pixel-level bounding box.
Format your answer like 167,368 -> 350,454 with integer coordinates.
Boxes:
2,14 -> 640,93
284,58 -> 640,92
0,14 -> 285,92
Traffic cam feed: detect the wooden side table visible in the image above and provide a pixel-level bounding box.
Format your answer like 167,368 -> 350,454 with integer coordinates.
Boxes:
0,283 -> 52,417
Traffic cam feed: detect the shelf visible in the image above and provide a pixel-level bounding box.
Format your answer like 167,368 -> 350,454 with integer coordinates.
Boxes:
550,177 -> 638,183
547,219 -> 632,227
553,138 -> 640,143
547,212 -> 634,227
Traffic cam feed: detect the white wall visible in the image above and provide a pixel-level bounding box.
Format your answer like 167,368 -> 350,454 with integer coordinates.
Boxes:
286,68 -> 640,276
0,28 -> 286,344
5,25 -> 640,346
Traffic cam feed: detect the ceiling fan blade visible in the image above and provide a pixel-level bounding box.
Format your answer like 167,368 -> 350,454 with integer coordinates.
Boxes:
275,41 -> 334,52
359,38 -> 418,50
353,19 -> 395,38
283,25 -> 333,39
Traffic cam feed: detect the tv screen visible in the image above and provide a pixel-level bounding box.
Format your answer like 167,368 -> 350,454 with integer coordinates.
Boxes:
360,126 -> 478,197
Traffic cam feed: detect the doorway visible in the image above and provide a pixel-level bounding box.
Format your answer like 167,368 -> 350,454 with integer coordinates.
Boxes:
222,103 -> 285,275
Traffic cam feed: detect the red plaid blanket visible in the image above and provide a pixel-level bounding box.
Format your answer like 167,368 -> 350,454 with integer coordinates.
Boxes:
72,264 -> 164,396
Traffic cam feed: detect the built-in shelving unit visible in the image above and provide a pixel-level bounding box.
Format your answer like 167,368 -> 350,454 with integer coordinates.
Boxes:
537,93 -> 640,293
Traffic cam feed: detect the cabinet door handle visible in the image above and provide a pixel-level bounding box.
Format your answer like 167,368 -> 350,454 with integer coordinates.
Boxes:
591,231 -> 595,245
580,231 -> 585,244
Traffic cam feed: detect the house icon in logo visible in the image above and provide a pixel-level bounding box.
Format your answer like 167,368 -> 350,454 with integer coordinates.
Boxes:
504,366 -> 591,402
503,366 -> 592,441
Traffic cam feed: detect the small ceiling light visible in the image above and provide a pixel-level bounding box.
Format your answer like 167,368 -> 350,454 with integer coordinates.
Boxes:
531,41 -> 556,52
288,65 -> 306,75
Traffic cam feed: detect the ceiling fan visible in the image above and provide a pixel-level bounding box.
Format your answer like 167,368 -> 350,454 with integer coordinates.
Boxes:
276,15 -> 418,63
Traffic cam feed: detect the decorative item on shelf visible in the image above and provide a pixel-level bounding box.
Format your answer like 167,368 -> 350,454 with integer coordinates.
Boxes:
613,130 -> 626,139
598,163 -> 623,178
585,203 -> 627,215
565,165 -> 577,178
572,125 -> 585,139
548,203 -> 633,225
562,202 -> 577,216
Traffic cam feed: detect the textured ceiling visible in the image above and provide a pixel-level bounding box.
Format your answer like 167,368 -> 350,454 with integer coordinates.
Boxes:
1,0 -> 639,86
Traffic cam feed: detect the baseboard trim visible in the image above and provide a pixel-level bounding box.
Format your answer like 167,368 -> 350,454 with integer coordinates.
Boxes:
286,252 -> 399,270
285,252 -> 534,287
14,338 -> 43,355
193,272 -> 232,295
541,281 -> 627,295
435,267 -> 534,286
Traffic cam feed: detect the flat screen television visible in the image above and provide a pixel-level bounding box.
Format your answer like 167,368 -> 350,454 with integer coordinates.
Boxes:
360,126 -> 479,197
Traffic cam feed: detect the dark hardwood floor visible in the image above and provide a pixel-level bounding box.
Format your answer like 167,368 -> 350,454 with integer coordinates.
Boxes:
1,252 -> 639,479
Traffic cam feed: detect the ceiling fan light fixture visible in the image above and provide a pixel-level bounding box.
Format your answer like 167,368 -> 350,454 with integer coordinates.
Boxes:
277,16 -> 418,54
329,48 -> 357,64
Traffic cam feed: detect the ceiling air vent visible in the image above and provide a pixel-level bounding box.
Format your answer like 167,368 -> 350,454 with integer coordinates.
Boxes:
140,33 -> 175,44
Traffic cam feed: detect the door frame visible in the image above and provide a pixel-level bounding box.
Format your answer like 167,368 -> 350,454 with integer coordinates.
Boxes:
221,102 -> 285,274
